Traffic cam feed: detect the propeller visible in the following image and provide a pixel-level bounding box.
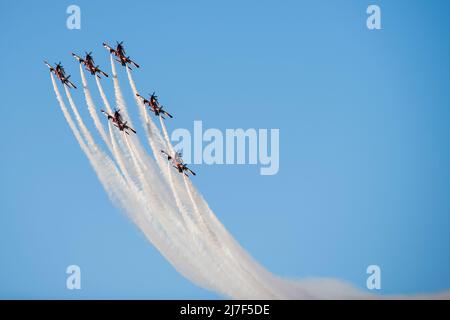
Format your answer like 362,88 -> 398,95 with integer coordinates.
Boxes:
85,51 -> 93,61
116,41 -> 126,55
150,92 -> 158,100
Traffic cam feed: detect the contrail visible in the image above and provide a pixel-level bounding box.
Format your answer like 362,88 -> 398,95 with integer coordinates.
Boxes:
51,74 -> 135,218
156,104 -> 311,298
95,76 -> 113,114
126,67 -> 197,227
51,74 -> 91,159
60,74 -> 228,295
55,73 -> 250,297
119,68 -> 235,294
75,71 -> 192,279
157,102 -> 279,298
64,85 -> 97,151
49,61 -> 450,300
108,122 -> 133,185
95,72 -> 145,192
110,56 -> 133,126
108,60 -> 143,182
124,63 -> 267,297
157,115 -> 193,227
126,70 -> 217,242
125,67 -> 168,167
123,62 -> 355,298
159,114 -> 218,242
79,65 -> 112,151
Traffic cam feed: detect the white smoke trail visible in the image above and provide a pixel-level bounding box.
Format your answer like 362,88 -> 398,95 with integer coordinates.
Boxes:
124,62 -> 268,298
125,72 -> 207,234
108,123 -> 133,184
51,74 -> 136,219
157,116 -> 195,227
122,134 -> 185,232
96,70 -> 142,185
124,65 -> 293,297
125,68 -> 207,231
124,68 -> 204,250
58,74 -> 232,295
51,74 -> 91,160
108,63 -> 143,182
79,65 -> 112,151
117,129 -> 224,294
156,97 -> 281,298
110,56 -> 133,126
159,115 -> 218,242
95,76 -> 113,114
125,67 -> 195,224
117,65 -> 239,295
72,73 -> 192,284
54,72 -> 293,298
51,60 -> 450,300
125,67 -> 168,167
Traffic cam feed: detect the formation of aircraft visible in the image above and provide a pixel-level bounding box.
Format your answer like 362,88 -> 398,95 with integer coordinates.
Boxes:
161,150 -> 196,177
72,52 -> 109,78
101,109 -> 136,135
44,61 -> 77,89
47,41 -> 197,176
103,41 -> 140,70
136,92 -> 173,119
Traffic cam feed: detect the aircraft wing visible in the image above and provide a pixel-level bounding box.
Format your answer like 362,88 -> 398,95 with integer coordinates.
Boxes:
162,109 -> 173,119
103,43 -> 115,54
68,80 -> 77,89
98,69 -> 109,78
100,109 -> 112,120
186,167 -> 196,176
72,53 -> 84,63
44,61 -> 54,72
160,150 -> 173,161
129,59 -> 140,68
125,125 -> 136,134
136,93 -> 149,105
62,75 -> 77,89
64,79 -> 77,89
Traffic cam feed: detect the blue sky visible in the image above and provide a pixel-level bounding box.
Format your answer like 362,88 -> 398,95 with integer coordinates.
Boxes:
1,0 -> 450,298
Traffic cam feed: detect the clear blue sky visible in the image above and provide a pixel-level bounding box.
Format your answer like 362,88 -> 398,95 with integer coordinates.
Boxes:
1,0 -> 450,299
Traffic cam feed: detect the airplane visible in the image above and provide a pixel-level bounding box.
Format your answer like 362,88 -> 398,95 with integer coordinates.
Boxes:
161,150 -> 196,177
101,108 -> 136,135
103,41 -> 140,69
44,61 -> 77,89
72,52 -> 109,78
136,92 -> 173,119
